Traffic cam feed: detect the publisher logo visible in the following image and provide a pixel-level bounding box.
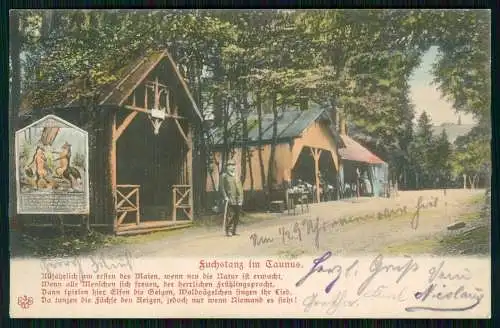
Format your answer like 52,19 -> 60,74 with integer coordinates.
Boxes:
17,295 -> 34,309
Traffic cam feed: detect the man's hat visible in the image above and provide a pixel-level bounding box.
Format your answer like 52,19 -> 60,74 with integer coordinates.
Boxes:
227,159 -> 236,166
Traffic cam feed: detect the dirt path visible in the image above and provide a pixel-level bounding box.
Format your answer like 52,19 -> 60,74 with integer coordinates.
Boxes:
108,189 -> 485,258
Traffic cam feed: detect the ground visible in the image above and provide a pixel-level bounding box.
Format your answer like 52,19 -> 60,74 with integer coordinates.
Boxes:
11,189 -> 488,259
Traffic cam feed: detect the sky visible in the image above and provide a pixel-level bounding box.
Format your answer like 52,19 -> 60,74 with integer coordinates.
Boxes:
409,46 -> 476,126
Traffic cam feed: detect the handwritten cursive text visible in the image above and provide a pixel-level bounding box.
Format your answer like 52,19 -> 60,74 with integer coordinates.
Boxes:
405,284 -> 484,312
357,254 -> 419,296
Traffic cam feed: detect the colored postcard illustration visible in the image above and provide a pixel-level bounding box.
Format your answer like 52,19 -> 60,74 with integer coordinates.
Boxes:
15,115 -> 89,214
9,9 -> 491,318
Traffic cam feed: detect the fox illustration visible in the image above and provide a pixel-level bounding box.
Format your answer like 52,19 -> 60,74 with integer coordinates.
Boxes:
53,142 -> 82,189
25,146 -> 51,189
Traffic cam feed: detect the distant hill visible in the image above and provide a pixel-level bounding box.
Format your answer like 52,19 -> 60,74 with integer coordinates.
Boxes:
431,123 -> 475,143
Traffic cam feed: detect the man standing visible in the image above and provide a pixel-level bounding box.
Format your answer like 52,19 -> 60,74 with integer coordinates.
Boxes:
220,159 -> 244,237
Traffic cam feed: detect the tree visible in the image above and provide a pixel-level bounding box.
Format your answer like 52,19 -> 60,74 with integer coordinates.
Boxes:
392,9 -> 490,124
409,111 -> 435,189
430,130 -> 452,188
290,10 -> 422,187
451,123 -> 490,189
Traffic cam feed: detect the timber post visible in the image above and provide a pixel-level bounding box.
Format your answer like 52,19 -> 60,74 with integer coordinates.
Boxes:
187,126 -> 194,221
110,111 -> 117,229
310,147 -> 322,203
172,186 -> 177,222
108,109 -> 118,232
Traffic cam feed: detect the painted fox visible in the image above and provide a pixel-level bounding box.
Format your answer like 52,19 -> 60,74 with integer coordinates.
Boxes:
54,142 -> 81,188
25,146 -> 50,189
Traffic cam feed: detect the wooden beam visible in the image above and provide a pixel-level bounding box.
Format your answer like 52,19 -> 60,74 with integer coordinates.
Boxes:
172,187 -> 177,222
166,113 -> 185,120
165,89 -> 171,115
111,113 -> 117,193
122,105 -> 185,120
110,112 -> 117,228
116,188 -> 138,209
115,222 -> 192,236
175,119 -> 189,145
164,49 -> 203,121
114,110 -> 138,141
187,127 -> 194,221
117,50 -> 168,106
310,147 -> 322,203
175,189 -> 189,207
145,80 -> 169,89
153,76 -> 161,109
136,188 -> 140,225
123,104 -> 149,114
100,56 -> 150,105
117,211 -> 127,226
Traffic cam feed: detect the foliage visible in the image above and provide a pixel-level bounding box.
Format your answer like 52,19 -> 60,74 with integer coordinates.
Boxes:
385,9 -> 490,123
409,112 -> 434,187
450,123 -> 491,185
430,130 -> 453,185
10,9 -> 490,198
10,230 -> 120,258
408,112 -> 454,189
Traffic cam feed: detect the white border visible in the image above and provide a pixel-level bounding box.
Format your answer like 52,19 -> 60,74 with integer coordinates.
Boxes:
15,115 -> 90,215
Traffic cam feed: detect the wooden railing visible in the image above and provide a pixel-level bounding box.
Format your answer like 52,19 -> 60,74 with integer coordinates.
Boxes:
116,185 -> 140,226
172,184 -> 193,222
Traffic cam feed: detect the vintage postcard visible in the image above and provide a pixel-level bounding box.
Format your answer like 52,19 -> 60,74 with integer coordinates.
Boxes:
9,9 -> 491,318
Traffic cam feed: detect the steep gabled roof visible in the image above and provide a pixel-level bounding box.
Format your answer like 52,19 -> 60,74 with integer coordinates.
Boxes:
338,134 -> 386,164
19,49 -> 203,121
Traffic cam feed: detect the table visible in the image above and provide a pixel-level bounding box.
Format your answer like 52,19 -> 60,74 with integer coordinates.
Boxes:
286,191 -> 309,215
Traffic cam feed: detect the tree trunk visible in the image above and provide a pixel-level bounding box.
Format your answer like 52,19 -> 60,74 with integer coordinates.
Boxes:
339,115 -> 347,135
240,93 -> 249,185
212,58 -> 225,123
221,97 -> 230,172
311,148 -> 322,203
190,57 -> 206,213
256,93 -> 266,195
9,11 -> 21,219
247,147 -> 254,191
329,98 -> 337,128
41,10 -> 55,40
473,174 -> 479,189
329,99 -> 341,199
267,94 -> 279,203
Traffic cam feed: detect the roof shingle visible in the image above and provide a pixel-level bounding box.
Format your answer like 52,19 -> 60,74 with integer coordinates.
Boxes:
213,105 -> 331,145
338,134 -> 386,164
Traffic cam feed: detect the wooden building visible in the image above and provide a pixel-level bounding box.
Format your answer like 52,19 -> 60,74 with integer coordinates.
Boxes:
206,106 -> 345,209
337,131 -> 389,198
15,49 -> 203,235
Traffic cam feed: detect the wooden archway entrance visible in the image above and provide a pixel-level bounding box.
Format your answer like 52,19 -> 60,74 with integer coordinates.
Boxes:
111,77 -> 194,235
291,146 -> 337,203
